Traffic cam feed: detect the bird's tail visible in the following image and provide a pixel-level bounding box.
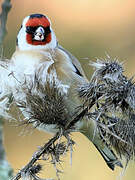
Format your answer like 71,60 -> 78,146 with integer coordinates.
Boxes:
79,119 -> 123,170
93,143 -> 123,170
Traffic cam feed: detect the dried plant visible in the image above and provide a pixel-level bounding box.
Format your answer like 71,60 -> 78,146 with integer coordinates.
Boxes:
11,74 -> 75,180
0,0 -> 12,46
1,0 -> 135,179
11,132 -> 75,180
8,56 -> 135,179
0,1 -> 13,180
17,75 -> 70,130
78,57 -> 135,163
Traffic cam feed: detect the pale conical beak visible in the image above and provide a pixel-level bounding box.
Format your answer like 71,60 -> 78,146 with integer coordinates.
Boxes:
33,26 -> 45,41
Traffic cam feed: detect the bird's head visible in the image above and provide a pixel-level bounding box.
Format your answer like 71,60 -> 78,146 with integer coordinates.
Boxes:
17,14 -> 57,51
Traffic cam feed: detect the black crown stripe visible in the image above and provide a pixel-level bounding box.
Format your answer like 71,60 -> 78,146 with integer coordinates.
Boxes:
29,14 -> 46,19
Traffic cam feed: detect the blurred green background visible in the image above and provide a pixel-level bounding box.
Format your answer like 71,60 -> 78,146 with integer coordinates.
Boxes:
1,0 -> 135,179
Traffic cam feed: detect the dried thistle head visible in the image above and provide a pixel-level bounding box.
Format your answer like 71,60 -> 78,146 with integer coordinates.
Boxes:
91,57 -> 124,82
78,58 -> 125,108
47,142 -> 68,163
21,164 -> 52,180
29,164 -> 42,176
77,57 -> 135,163
109,114 -> 135,160
96,113 -> 135,161
79,58 -> 135,111
125,81 -> 135,109
17,73 -> 71,132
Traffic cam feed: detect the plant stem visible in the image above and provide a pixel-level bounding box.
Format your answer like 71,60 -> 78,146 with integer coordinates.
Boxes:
0,0 -> 13,179
0,0 -> 12,46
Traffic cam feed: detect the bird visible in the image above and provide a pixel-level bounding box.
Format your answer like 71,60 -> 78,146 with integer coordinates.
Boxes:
0,13 -> 122,170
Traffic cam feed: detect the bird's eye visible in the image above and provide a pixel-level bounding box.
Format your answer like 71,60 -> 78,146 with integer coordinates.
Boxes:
26,26 -> 37,34
45,26 -> 51,35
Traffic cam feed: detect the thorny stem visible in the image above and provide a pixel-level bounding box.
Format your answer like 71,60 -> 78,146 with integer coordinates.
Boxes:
0,120 -> 5,161
67,96 -> 100,129
11,132 -> 61,180
97,122 -> 130,146
11,102 -> 96,179
66,108 -> 88,129
0,0 -> 12,46
64,134 -> 75,166
0,119 -> 13,180
0,1 -> 13,180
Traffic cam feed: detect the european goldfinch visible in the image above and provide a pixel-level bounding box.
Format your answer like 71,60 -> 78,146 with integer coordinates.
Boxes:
1,13 -> 122,170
